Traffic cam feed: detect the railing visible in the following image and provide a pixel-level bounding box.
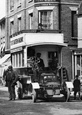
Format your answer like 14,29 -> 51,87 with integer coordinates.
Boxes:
10,29 -> 61,38
34,0 -> 59,3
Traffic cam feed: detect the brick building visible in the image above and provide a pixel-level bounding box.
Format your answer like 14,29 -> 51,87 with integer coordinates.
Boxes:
75,2 -> 82,78
6,0 -> 82,80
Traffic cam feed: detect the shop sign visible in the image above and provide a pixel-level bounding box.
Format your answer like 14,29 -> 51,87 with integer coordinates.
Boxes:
11,37 -> 23,46
34,0 -> 58,2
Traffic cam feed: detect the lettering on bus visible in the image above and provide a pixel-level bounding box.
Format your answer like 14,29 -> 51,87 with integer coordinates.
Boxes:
11,37 -> 23,45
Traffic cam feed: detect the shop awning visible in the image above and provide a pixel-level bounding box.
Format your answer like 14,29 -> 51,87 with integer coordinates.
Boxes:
0,54 -> 11,66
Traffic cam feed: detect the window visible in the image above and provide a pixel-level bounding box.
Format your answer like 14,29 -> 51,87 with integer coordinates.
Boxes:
29,13 -> 33,29
39,11 -> 53,29
10,21 -> 14,35
17,17 -> 21,31
12,51 -> 24,67
71,11 -> 77,37
48,51 -> 58,70
10,0 -> 14,10
17,0 -> 21,7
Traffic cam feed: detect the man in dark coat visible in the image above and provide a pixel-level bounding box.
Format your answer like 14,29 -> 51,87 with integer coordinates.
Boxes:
73,75 -> 81,100
32,53 -> 44,82
4,66 -> 18,101
36,53 -> 44,71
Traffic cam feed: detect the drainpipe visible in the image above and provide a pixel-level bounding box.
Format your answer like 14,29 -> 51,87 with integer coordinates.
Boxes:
59,0 -> 61,31
72,51 -> 74,81
60,48 -> 63,84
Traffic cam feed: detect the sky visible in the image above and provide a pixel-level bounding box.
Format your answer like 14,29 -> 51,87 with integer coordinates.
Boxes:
0,0 -> 6,19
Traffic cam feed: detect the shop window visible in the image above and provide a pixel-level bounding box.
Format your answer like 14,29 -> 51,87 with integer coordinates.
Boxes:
77,55 -> 80,76
10,21 -> 14,35
39,10 -> 53,29
10,0 -> 14,11
48,51 -> 58,70
75,55 -> 82,76
17,17 -> 21,32
29,13 -> 33,29
71,11 -> 77,37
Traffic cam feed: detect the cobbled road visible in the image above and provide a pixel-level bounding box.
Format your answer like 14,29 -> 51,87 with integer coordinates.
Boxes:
0,89 -> 82,115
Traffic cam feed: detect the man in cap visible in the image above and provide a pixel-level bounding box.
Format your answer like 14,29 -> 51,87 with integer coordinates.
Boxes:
73,75 -> 81,100
5,65 -> 18,101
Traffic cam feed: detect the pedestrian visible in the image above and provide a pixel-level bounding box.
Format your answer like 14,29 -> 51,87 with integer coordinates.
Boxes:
32,52 -> 44,82
36,52 -> 44,71
5,65 -> 18,101
73,75 -> 81,100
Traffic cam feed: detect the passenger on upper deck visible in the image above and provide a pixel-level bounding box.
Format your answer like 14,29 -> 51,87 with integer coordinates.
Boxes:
36,52 -> 44,71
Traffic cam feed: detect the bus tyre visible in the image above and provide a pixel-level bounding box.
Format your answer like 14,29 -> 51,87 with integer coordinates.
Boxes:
32,89 -> 37,103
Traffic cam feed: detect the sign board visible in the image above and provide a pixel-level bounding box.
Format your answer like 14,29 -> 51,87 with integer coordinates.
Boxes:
65,82 -> 74,89
32,83 -> 40,89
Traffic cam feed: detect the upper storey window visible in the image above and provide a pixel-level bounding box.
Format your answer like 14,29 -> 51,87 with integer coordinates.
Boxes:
10,21 -> 14,35
17,0 -> 21,7
17,17 -> 21,31
10,0 -> 14,11
29,13 -> 33,29
39,11 -> 53,29
71,11 -> 77,37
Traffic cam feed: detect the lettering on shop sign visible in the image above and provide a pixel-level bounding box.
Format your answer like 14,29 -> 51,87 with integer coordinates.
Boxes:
35,0 -> 58,2
11,37 -> 23,45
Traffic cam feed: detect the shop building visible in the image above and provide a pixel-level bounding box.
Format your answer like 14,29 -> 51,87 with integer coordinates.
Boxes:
0,17 -> 11,79
73,2 -> 82,77
6,0 -> 82,80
